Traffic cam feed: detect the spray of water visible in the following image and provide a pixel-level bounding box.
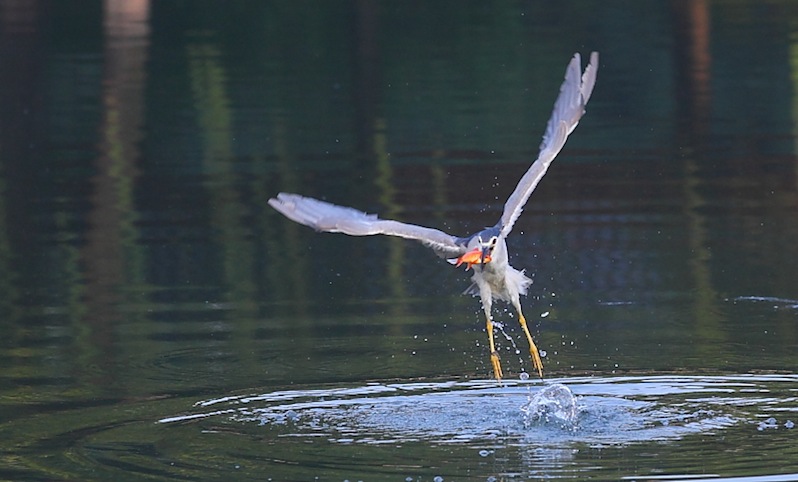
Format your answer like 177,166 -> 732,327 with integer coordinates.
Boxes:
521,383 -> 580,429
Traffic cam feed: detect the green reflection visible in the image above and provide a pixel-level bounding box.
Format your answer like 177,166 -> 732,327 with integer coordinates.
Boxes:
187,38 -> 262,375
671,0 -> 726,367
373,117 -> 408,307
74,0 -> 150,395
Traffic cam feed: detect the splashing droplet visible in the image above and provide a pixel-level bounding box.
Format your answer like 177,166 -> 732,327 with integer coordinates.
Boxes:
521,383 -> 579,428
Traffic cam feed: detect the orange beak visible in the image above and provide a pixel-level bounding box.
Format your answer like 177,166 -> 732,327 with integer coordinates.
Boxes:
454,247 -> 492,270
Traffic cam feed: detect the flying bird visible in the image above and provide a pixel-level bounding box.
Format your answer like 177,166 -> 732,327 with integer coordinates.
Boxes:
269,52 -> 599,381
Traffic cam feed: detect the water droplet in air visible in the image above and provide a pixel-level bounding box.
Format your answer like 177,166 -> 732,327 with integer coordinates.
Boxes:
479,449 -> 492,457
519,372 -> 530,381
433,476 -> 444,482
785,420 -> 795,429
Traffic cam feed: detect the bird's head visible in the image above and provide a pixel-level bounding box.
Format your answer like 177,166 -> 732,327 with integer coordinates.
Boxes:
449,229 -> 501,270
473,233 -> 499,265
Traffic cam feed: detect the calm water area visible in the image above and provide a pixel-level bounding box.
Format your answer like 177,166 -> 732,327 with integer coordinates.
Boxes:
1,1 -> 798,480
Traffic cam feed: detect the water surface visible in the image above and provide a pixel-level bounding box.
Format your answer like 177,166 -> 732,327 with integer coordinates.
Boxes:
1,1 -> 798,480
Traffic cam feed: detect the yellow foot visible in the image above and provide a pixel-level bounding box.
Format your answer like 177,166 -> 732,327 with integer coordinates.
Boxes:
490,350 -> 503,381
530,345 -> 544,379
517,312 -> 545,380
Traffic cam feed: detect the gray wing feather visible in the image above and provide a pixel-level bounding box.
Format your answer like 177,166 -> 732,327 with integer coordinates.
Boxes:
268,193 -> 466,257
499,51 -> 599,238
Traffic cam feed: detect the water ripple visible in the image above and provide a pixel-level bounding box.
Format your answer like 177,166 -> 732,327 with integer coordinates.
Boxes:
161,374 -> 796,450
4,374 -> 797,480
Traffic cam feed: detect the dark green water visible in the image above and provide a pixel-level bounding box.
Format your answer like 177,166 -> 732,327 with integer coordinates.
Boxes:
1,1 -> 798,480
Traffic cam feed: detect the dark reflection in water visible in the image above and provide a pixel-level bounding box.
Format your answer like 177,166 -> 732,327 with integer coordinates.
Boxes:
1,1 -> 798,480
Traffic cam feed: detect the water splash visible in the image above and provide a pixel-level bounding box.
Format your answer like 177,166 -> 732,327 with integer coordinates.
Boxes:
730,296 -> 798,310
492,321 -> 514,347
757,417 -> 795,431
521,383 -> 579,429
159,375 -> 798,450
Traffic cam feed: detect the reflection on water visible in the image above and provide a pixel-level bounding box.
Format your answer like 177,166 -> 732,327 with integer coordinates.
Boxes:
1,1 -> 798,481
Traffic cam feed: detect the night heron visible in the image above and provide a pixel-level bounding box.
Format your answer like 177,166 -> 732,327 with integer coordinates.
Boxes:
269,52 -> 598,381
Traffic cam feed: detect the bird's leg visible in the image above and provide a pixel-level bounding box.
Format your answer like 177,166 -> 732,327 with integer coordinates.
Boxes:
485,312 -> 503,381
479,286 -> 502,382
515,305 -> 544,379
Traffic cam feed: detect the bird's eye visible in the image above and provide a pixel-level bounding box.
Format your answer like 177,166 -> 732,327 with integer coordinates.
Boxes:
490,237 -> 498,246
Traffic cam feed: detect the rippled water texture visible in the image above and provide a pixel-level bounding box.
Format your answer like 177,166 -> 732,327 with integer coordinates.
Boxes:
3,1 -> 798,480
6,375 -> 797,480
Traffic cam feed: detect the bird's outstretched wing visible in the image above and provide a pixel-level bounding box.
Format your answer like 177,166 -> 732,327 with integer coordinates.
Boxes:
499,51 -> 599,239
269,193 -> 466,257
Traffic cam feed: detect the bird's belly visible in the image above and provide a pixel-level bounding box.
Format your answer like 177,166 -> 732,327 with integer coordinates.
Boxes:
473,262 -> 531,302
478,265 -> 508,294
